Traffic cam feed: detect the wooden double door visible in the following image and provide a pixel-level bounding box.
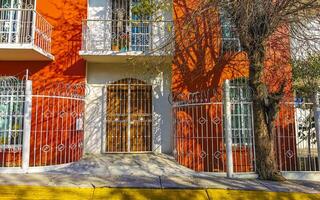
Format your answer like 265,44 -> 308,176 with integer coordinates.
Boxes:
106,78 -> 152,153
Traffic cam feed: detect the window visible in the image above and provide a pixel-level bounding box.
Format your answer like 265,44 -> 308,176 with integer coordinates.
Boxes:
131,0 -> 150,52
0,0 -> 35,44
111,0 -> 150,52
111,0 -> 130,51
0,78 -> 24,147
220,11 -> 241,53
229,78 -> 252,145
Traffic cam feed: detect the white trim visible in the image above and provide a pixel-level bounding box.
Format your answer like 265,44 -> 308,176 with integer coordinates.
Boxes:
79,50 -> 145,56
22,80 -> 32,171
0,44 -> 34,49
224,80 -> 234,178
0,44 -> 54,60
282,171 -> 320,181
200,172 -> 258,179
0,167 -> 26,174
0,163 -> 71,174
26,163 -> 71,173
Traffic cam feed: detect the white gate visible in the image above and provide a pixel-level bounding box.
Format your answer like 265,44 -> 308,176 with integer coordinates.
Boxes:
0,75 -> 86,172
172,79 -> 256,175
105,78 -> 153,153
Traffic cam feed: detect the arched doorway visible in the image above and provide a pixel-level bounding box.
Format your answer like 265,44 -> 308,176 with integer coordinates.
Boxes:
106,78 -> 152,153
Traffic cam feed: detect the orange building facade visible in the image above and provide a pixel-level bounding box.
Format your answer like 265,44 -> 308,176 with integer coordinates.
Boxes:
0,0 -> 311,174
172,0 -> 299,173
0,0 -> 87,168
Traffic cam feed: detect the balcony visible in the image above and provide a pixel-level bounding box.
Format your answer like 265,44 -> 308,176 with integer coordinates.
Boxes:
79,19 -> 173,63
0,8 -> 53,61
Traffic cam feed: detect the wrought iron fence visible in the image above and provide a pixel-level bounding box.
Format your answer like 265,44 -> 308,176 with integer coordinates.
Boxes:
0,77 -> 25,167
172,79 -> 320,174
81,19 -> 173,54
30,83 -> 85,167
172,84 -> 256,173
0,76 -> 86,170
276,102 -> 320,171
0,8 -> 52,55
173,98 -> 226,172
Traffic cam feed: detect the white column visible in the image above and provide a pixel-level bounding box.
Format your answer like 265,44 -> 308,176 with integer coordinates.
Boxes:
31,9 -> 37,46
313,93 -> 320,170
22,80 -> 32,171
224,79 -> 234,178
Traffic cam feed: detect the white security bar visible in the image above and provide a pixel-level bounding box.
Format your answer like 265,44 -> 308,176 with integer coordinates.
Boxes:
0,8 -> 52,55
82,19 -> 173,54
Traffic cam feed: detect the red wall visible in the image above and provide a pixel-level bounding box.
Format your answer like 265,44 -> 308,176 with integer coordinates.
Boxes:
173,0 -> 295,172
0,0 -> 87,85
0,0 -> 87,167
172,0 -> 292,96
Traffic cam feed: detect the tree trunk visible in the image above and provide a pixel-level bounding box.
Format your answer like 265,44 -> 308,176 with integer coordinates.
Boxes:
248,48 -> 285,180
252,99 -> 280,180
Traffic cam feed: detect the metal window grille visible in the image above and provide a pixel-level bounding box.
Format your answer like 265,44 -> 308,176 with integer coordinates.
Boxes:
229,79 -> 255,173
220,11 -> 241,53
0,0 -> 52,54
110,0 -> 151,52
82,0 -> 173,54
0,76 -> 25,167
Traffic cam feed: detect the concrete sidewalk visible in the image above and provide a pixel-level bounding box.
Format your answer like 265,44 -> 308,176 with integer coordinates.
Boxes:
0,154 -> 319,194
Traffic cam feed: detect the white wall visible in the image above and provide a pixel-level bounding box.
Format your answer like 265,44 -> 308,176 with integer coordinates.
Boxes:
87,0 -> 112,51
88,0 -> 111,19
84,62 -> 172,154
152,0 -> 173,53
86,0 -> 173,54
291,20 -> 320,59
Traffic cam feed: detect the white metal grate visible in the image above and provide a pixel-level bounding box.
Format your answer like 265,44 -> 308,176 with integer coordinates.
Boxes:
0,76 -> 25,167
30,83 -> 85,167
0,0 -> 53,55
276,102 -> 320,171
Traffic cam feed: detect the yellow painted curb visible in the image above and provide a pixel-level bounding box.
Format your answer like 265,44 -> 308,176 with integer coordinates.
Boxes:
207,189 -> 320,200
0,186 -> 319,200
94,188 -> 208,200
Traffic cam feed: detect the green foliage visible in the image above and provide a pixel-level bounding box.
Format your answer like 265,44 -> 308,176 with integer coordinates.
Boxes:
131,0 -> 172,20
292,54 -> 320,98
131,0 -> 155,18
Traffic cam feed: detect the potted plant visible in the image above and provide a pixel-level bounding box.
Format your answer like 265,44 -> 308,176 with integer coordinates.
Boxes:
120,33 -> 129,52
112,40 -> 120,51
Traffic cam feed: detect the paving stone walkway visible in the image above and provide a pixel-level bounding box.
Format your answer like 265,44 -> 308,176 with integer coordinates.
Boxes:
0,154 -> 319,194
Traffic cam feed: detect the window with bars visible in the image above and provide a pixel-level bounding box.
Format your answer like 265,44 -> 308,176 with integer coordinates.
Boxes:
0,0 -> 34,8
0,0 -> 35,44
111,0 -> 151,52
220,11 -> 241,53
229,78 -> 253,146
0,78 -> 25,147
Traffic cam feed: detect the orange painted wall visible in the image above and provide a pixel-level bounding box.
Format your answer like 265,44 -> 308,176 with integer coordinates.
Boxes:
173,0 -> 295,172
172,0 -> 292,96
0,0 -> 87,85
0,0 -> 87,167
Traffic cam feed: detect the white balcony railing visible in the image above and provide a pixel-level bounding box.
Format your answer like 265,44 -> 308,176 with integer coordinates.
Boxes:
81,19 -> 173,56
0,8 -> 53,58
